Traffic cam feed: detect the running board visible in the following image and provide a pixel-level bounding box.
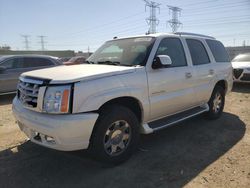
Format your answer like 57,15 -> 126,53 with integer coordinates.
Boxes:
148,105 -> 209,131
0,91 -> 16,96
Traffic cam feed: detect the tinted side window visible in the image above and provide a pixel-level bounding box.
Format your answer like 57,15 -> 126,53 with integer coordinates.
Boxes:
156,38 -> 187,67
206,39 -> 229,62
23,58 -> 36,68
1,58 -> 24,69
36,58 -> 54,66
23,57 -> 54,68
186,39 -> 210,65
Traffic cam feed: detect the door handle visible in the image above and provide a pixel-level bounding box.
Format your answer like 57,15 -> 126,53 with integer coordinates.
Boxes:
185,72 -> 192,78
209,69 -> 214,75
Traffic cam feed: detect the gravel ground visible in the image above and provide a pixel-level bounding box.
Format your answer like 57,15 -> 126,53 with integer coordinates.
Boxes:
0,83 -> 249,188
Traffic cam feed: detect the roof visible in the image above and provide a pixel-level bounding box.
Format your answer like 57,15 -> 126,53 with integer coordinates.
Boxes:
0,54 -> 58,60
111,32 -> 215,41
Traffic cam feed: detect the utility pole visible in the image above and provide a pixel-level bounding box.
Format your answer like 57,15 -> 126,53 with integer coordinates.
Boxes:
87,46 -> 90,57
242,40 -> 246,47
144,0 -> 161,34
38,35 -> 47,51
167,5 -> 182,33
21,35 -> 30,50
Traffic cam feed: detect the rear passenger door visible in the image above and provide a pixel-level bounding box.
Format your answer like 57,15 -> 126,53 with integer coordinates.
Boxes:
185,38 -> 216,104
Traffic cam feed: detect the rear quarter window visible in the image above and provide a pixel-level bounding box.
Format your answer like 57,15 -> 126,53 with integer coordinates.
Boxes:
206,39 -> 229,62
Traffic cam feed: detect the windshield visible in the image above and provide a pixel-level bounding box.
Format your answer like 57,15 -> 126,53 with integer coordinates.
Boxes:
87,37 -> 155,66
232,54 -> 250,62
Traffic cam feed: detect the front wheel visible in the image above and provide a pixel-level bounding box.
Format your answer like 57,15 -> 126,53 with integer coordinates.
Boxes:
89,105 -> 140,164
206,86 -> 225,119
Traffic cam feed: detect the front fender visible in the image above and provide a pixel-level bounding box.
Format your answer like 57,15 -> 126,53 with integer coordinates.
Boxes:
72,71 -> 150,122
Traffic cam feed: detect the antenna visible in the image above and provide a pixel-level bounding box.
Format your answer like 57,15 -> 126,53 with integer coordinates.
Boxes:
167,5 -> 182,33
144,0 -> 161,34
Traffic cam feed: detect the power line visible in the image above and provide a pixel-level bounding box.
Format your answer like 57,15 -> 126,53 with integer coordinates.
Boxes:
144,0 -> 161,34
21,35 -> 30,50
37,35 -> 47,51
167,5 -> 182,33
51,11 -> 146,39
184,1 -> 249,11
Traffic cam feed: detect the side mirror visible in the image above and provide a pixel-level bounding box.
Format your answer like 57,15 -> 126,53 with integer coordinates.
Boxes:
152,55 -> 172,69
0,66 -> 7,74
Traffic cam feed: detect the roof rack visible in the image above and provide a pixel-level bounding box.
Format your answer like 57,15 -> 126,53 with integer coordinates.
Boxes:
174,32 -> 215,39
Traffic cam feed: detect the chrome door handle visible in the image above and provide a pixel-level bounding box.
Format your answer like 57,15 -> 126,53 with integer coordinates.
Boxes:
185,72 -> 192,78
209,69 -> 214,75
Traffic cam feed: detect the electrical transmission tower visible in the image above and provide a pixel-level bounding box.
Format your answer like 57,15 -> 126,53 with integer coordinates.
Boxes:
21,35 -> 30,50
167,5 -> 182,33
38,35 -> 47,51
144,0 -> 161,34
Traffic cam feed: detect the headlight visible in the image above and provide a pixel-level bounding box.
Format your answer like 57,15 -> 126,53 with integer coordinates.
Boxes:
43,85 -> 72,114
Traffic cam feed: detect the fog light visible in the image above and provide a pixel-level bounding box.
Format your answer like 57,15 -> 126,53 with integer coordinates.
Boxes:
45,135 -> 56,144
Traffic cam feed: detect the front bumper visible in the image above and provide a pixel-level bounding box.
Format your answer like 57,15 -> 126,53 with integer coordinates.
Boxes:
233,68 -> 250,83
12,97 -> 99,151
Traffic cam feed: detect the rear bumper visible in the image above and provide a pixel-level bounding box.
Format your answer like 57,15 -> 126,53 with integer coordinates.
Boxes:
12,97 -> 99,151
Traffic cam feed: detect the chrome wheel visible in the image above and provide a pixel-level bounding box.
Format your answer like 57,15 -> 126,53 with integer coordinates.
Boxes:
103,120 -> 131,156
213,92 -> 222,113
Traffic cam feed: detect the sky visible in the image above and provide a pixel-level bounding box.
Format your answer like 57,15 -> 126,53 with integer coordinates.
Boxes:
0,0 -> 250,52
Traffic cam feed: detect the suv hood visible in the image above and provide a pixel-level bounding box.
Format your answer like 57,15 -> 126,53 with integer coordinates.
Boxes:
22,64 -> 136,84
232,61 -> 250,69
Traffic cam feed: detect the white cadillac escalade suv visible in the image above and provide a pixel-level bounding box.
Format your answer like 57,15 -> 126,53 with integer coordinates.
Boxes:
13,32 -> 233,164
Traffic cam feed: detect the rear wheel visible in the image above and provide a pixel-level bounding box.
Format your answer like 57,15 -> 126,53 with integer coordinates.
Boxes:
206,86 -> 225,119
89,105 -> 139,164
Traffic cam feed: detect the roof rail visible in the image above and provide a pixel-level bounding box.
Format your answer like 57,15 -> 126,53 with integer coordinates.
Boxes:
174,32 -> 215,39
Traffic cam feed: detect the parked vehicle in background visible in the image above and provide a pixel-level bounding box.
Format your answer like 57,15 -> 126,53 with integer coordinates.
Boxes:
232,53 -> 250,83
58,57 -> 72,63
0,55 -> 61,94
13,33 -> 233,164
63,56 -> 86,65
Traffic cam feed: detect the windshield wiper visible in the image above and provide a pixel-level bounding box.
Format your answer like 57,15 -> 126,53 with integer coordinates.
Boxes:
97,61 -> 121,66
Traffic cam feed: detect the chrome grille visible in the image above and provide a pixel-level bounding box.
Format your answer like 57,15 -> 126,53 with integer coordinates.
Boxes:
233,69 -> 243,79
17,78 -> 43,108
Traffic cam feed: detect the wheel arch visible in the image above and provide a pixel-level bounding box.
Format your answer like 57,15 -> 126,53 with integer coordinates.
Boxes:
98,96 -> 144,124
214,80 -> 228,93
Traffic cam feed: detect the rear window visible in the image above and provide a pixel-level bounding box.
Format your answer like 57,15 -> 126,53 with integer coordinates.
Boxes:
206,39 -> 229,62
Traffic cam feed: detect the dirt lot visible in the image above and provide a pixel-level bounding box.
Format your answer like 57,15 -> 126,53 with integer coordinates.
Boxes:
0,83 -> 250,188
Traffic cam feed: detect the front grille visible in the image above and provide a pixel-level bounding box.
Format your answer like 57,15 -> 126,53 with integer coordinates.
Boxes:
233,69 -> 243,79
240,73 -> 250,81
17,78 -> 44,108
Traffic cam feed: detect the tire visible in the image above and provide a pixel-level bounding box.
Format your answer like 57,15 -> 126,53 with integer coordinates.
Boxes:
89,105 -> 140,164
206,85 -> 225,120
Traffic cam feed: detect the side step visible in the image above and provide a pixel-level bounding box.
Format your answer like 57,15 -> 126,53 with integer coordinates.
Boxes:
148,105 -> 209,131
0,91 -> 16,96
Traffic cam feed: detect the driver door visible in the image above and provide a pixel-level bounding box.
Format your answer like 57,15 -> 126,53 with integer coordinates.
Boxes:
147,37 -> 197,120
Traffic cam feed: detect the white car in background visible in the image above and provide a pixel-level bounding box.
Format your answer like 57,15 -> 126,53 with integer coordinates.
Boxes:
232,53 -> 250,83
